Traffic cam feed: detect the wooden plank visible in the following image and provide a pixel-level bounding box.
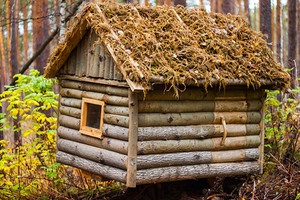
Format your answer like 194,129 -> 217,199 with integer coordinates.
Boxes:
126,91 -> 139,187
136,148 -> 259,169
60,79 -> 129,97
136,162 -> 260,185
138,112 -> 261,127
59,76 -> 128,88
57,138 -> 127,170
259,95 -> 266,174
99,43 -> 105,78
137,135 -> 261,154
60,88 -> 129,106
56,151 -> 127,183
57,126 -> 128,154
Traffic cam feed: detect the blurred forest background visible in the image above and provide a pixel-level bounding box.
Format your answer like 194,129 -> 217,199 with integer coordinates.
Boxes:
0,0 -> 299,199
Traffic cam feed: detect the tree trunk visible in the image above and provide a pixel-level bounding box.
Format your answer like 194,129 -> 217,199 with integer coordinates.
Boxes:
21,0 -> 29,63
174,0 -> 186,7
221,0 -> 233,14
11,0 -> 19,77
276,0 -> 282,63
6,0 -> 12,82
297,0 -> 300,80
32,0 -> 50,74
244,0 -> 251,25
288,0 -> 297,88
259,0 -> 272,48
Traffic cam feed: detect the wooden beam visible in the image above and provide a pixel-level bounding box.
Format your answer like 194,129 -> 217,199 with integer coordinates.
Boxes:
126,90 -> 139,187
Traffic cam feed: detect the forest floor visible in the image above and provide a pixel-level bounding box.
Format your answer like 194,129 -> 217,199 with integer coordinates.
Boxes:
90,162 -> 300,200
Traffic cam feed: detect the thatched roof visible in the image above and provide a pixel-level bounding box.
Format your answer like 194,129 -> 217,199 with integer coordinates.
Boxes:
44,2 -> 290,93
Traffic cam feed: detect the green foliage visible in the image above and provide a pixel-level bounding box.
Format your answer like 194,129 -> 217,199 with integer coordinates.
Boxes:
0,70 -> 60,199
264,88 -> 300,163
0,70 -> 123,199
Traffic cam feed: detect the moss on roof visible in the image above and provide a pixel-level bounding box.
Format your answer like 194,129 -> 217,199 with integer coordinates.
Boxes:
45,2 -> 290,94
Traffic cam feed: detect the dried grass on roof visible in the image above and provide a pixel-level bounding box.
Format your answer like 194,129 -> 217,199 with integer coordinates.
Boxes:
46,2 -> 290,94
86,3 -> 289,93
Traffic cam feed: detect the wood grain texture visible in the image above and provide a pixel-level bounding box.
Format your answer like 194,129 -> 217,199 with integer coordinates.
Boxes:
57,139 -> 127,169
137,135 -> 261,154
136,162 -> 260,184
56,151 -> 127,183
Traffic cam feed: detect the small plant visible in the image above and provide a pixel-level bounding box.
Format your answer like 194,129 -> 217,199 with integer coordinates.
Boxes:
0,70 -> 60,199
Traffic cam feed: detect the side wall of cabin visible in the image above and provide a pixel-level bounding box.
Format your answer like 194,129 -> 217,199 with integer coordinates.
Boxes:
134,87 -> 265,185
55,29 -> 129,183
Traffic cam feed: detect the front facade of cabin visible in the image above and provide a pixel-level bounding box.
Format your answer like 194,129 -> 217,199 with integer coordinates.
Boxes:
55,29 -> 265,187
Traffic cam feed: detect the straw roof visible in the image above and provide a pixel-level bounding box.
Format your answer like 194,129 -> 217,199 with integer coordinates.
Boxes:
44,2 -> 290,94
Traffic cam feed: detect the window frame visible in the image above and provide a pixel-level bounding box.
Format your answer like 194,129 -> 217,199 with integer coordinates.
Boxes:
80,98 -> 105,138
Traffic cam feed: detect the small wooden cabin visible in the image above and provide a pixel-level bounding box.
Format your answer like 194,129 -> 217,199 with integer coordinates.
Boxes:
44,3 -> 290,187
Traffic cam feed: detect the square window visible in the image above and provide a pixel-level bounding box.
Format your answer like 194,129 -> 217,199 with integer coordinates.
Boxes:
80,98 -> 105,138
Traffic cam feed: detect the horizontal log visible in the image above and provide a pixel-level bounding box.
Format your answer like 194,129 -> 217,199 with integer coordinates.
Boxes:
139,88 -> 265,101
138,112 -> 261,127
137,135 -> 261,154
137,124 -> 260,141
61,97 -> 81,108
59,115 -> 80,130
136,148 -> 259,169
60,106 -> 81,118
136,162 -> 260,185
56,151 -> 126,183
57,126 -> 128,154
60,88 -> 129,106
105,105 -> 129,116
104,114 -> 129,127
138,100 -> 262,113
59,104 -> 129,118
57,139 -> 127,169
102,124 -> 129,140
60,79 -> 129,96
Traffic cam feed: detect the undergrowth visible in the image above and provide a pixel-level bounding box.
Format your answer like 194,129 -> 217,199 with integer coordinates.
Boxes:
0,70 -> 123,199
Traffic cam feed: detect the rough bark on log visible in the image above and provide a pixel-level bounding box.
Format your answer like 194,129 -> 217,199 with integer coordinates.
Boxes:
138,100 -> 262,113
137,135 -> 260,154
104,114 -> 129,127
59,115 -> 80,130
60,76 -> 128,97
137,124 -> 260,141
105,105 -> 129,116
60,88 -> 128,106
56,151 -> 127,183
138,112 -> 261,127
58,126 -> 102,147
102,124 -> 129,140
138,89 -> 265,101
127,91 -> 139,187
60,97 -> 81,108
57,139 -> 127,169
60,105 -> 81,118
57,126 -> 128,154
136,148 -> 259,169
135,162 -> 260,184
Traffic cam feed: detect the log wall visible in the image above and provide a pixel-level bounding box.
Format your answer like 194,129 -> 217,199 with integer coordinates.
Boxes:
135,87 -> 265,178
57,78 -> 129,182
57,81 -> 265,185
58,29 -> 124,81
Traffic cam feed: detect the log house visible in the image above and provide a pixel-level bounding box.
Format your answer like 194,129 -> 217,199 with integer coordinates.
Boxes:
44,3 -> 290,187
